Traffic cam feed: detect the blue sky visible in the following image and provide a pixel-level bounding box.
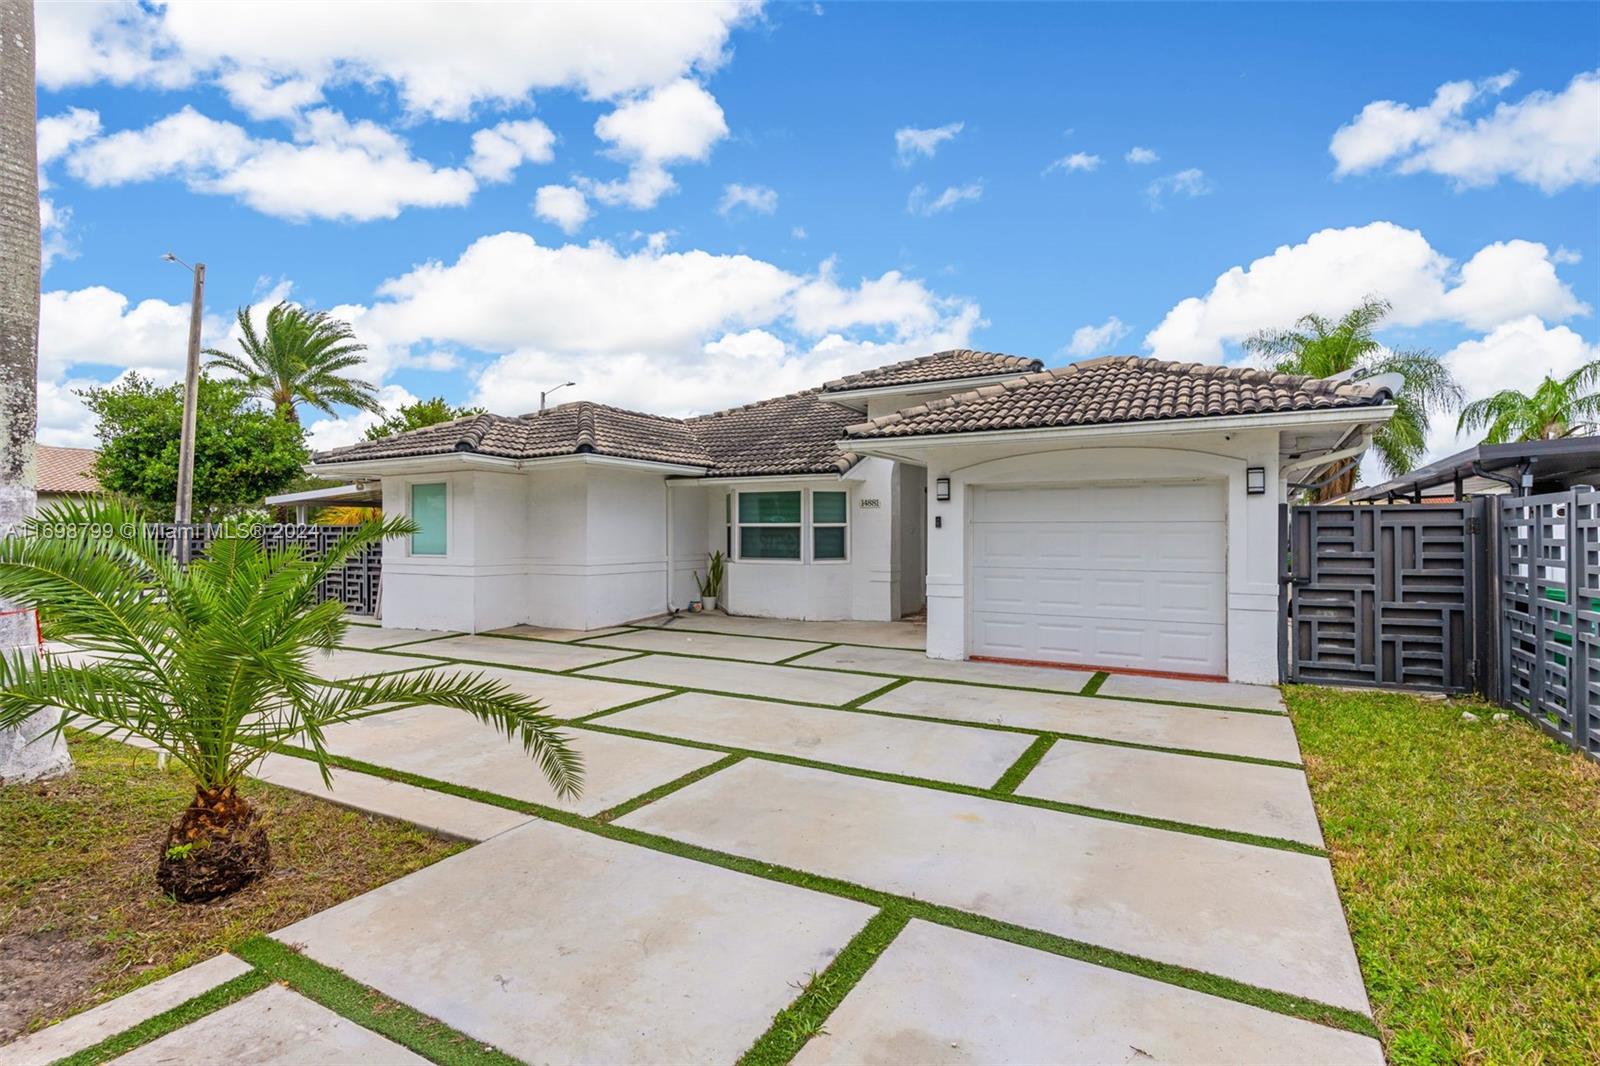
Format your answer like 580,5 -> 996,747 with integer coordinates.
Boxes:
32,2 -> 1600,477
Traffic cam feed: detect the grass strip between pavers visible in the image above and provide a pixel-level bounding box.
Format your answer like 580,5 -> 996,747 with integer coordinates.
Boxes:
50,969 -> 271,1066
569,688 -> 683,723
359,641 -> 1285,717
774,642 -> 839,665
263,745 -> 1372,1039
991,735 -> 1056,794
737,907 -> 912,1065
571,719 -> 1323,856
594,753 -> 745,822
329,647 -> 1302,770
232,936 -> 521,1066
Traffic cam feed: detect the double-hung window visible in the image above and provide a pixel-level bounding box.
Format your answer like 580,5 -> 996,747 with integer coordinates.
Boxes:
733,489 -> 848,562
737,490 -> 802,559
409,482 -> 448,556
812,491 -> 848,560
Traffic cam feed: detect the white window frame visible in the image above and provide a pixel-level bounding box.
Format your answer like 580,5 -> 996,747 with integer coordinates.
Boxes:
810,489 -> 850,564
734,489 -> 804,563
406,479 -> 451,558
731,487 -> 850,564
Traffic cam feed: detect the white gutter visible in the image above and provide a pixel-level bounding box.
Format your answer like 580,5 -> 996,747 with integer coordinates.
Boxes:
842,404 -> 1394,457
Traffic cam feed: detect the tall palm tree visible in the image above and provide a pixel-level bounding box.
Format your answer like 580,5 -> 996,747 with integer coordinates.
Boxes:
1457,362 -> 1600,443
0,499 -> 582,900
1244,297 -> 1463,499
0,0 -> 70,783
206,302 -> 383,426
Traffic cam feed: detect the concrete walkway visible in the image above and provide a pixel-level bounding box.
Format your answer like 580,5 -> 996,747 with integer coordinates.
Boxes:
17,617 -> 1379,1064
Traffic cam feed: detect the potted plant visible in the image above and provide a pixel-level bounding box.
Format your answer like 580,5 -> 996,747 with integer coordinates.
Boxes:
694,550 -> 725,612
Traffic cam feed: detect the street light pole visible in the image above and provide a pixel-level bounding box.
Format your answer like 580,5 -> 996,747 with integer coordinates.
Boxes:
166,255 -> 204,564
540,380 -> 576,412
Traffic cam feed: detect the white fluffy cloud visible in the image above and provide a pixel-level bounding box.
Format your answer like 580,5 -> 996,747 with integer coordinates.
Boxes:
1125,146 -> 1159,164
581,79 -> 728,210
1146,168 -> 1212,206
1144,222 -> 1589,361
533,185 -> 592,234
466,119 -> 556,183
907,181 -> 984,216
1044,152 -> 1101,175
894,122 -> 963,165
36,108 -> 103,168
304,384 -> 421,453
350,231 -> 980,416
36,0 -> 757,120
718,183 -> 778,217
63,106 -> 477,222
1331,68 -> 1600,192
1422,317 -> 1600,461
1066,316 -> 1130,357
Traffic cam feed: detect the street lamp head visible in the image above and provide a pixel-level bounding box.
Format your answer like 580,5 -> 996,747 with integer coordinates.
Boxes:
161,252 -> 177,262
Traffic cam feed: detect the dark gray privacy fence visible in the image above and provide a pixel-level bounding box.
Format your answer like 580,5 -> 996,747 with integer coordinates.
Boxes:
1283,501 -> 1487,694
1499,489 -> 1599,760
1282,489 -> 1599,762
149,524 -> 381,617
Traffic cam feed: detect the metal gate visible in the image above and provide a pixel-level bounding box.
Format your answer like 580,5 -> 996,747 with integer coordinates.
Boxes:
1499,489 -> 1599,758
1284,501 -> 1486,693
150,524 -> 383,616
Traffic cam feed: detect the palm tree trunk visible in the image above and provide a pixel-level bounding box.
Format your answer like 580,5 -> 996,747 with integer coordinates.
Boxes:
0,0 -> 69,783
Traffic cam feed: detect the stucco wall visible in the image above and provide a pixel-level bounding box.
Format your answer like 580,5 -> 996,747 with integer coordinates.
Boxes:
921,431 -> 1284,684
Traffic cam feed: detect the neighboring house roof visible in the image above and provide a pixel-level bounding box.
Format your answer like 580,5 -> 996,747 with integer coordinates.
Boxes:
846,356 -> 1394,440
820,350 -> 1044,393
35,444 -> 101,495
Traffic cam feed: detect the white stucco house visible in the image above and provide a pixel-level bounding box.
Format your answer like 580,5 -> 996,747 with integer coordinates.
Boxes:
310,351 -> 1394,684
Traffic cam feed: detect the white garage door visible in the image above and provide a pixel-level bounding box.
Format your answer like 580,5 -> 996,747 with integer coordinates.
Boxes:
970,480 -> 1227,676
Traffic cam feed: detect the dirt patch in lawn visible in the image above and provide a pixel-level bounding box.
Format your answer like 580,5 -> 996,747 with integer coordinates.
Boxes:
0,733 -> 465,1042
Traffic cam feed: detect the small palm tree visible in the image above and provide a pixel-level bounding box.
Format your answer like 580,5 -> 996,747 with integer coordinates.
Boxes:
205,302 -> 383,426
1457,361 -> 1600,443
1244,297 -> 1462,499
0,499 -> 581,902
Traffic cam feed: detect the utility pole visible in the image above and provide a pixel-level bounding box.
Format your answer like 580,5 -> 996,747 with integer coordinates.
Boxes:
166,255 -> 204,564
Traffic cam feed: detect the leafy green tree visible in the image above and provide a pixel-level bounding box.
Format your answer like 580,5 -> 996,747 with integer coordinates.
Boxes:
82,374 -> 308,520
206,302 -> 382,426
364,396 -> 487,441
1244,297 -> 1462,498
1457,362 -> 1600,443
0,499 -> 581,900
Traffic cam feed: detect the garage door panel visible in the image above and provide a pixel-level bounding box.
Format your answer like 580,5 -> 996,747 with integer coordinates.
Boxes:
971,481 -> 1226,676
976,482 -> 1224,523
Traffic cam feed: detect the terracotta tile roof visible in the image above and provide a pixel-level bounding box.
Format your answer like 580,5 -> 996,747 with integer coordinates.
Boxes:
314,402 -> 712,469
35,445 -> 101,495
846,356 -> 1394,440
687,390 -> 859,477
821,349 -> 1043,393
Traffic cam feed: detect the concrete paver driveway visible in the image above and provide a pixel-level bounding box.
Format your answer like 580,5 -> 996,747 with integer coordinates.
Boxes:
24,616 -> 1379,1065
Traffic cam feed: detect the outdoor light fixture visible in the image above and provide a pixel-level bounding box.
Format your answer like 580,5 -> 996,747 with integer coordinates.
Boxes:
1246,467 -> 1267,495
935,477 -> 951,501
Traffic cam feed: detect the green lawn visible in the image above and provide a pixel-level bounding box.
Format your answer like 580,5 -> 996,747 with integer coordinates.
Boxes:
1286,686 -> 1600,1064
0,733 -> 464,1041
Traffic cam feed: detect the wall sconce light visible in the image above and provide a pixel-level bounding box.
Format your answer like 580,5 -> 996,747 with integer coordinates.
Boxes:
1246,467 -> 1267,495
935,477 -> 951,502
